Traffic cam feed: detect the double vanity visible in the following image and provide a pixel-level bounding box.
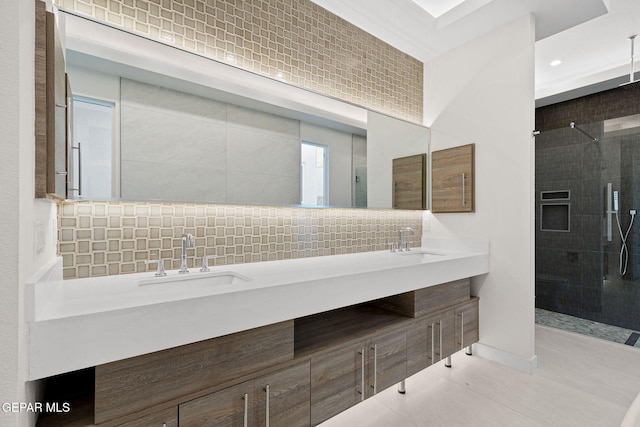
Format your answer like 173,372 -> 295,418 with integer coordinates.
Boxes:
30,237 -> 489,426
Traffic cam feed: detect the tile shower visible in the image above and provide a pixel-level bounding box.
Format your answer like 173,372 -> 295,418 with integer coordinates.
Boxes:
535,114 -> 640,332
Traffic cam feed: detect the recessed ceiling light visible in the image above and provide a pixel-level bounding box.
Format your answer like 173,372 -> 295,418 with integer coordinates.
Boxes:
550,59 -> 562,67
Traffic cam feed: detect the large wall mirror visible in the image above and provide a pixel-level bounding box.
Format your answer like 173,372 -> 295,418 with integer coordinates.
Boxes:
61,10 -> 429,209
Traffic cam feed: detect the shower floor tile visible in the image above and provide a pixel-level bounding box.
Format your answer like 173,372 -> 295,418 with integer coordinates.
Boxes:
535,308 -> 640,348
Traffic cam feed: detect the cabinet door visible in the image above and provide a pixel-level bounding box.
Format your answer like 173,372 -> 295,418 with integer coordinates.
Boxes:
366,326 -> 406,398
431,144 -> 475,213
35,1 -> 68,199
254,361 -> 310,427
406,317 -> 432,376
406,311 -> 453,375
310,341 -> 365,426
455,299 -> 479,350
436,309 -> 457,361
179,381 -> 253,427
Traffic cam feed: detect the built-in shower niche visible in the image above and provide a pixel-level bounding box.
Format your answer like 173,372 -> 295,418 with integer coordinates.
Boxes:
540,191 -> 570,232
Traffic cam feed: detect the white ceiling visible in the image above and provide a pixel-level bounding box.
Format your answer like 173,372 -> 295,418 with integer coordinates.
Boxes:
310,0 -> 640,106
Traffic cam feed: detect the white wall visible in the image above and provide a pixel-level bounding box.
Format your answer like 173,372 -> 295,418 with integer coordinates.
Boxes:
424,14 -> 537,371
367,111 -> 430,208
1,1 -> 59,426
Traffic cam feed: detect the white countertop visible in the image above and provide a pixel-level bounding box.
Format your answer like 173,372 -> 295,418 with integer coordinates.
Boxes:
27,237 -> 489,380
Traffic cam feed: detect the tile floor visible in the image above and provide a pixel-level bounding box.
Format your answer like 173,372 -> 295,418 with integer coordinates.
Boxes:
536,308 -> 640,348
320,325 -> 640,426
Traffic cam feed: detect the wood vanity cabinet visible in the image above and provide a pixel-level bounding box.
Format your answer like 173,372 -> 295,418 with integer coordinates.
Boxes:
41,280 -> 479,427
94,321 -> 294,424
309,323 -> 407,425
431,143 -> 475,213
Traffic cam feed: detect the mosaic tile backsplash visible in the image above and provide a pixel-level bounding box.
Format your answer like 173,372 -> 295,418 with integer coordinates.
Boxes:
58,201 -> 423,279
54,0 -> 424,123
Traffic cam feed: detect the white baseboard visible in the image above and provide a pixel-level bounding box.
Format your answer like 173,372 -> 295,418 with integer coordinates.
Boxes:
472,342 -> 538,374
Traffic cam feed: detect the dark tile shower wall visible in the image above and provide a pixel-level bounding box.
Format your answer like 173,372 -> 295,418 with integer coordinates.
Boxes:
535,123 -> 605,319
536,85 -> 640,131
536,86 -> 640,330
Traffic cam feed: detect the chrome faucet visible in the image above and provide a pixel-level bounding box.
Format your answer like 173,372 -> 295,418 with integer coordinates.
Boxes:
398,227 -> 416,251
179,233 -> 194,274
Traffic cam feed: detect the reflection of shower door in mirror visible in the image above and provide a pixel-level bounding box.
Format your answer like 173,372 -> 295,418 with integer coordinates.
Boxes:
71,98 -> 114,199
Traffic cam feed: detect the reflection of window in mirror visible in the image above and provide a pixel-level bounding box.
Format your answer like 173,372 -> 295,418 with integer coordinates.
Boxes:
72,97 -> 114,199
301,142 -> 328,206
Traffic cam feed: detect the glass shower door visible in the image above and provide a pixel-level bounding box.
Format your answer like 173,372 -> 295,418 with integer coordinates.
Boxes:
535,114 -> 640,345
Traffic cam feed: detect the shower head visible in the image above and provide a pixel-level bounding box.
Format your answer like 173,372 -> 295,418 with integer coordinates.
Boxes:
570,122 -> 598,143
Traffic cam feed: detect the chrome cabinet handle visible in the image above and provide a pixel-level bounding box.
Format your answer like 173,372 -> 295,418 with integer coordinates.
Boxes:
430,322 -> 435,364
462,173 -> 466,207
242,393 -> 248,427
71,143 -> 82,196
264,385 -> 270,427
439,321 -> 443,361
371,344 -> 377,394
460,312 -> 465,350
359,348 -> 365,401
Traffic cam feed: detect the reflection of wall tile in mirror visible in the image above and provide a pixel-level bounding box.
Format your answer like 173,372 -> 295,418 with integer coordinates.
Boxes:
58,201 -> 423,279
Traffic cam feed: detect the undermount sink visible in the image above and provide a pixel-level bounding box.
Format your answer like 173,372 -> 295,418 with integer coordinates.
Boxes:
394,249 -> 446,257
138,270 -> 252,287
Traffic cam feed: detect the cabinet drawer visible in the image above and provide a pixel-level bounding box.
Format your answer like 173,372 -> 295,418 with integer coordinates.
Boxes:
119,407 -> 177,427
374,279 -> 470,317
95,320 -> 293,424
